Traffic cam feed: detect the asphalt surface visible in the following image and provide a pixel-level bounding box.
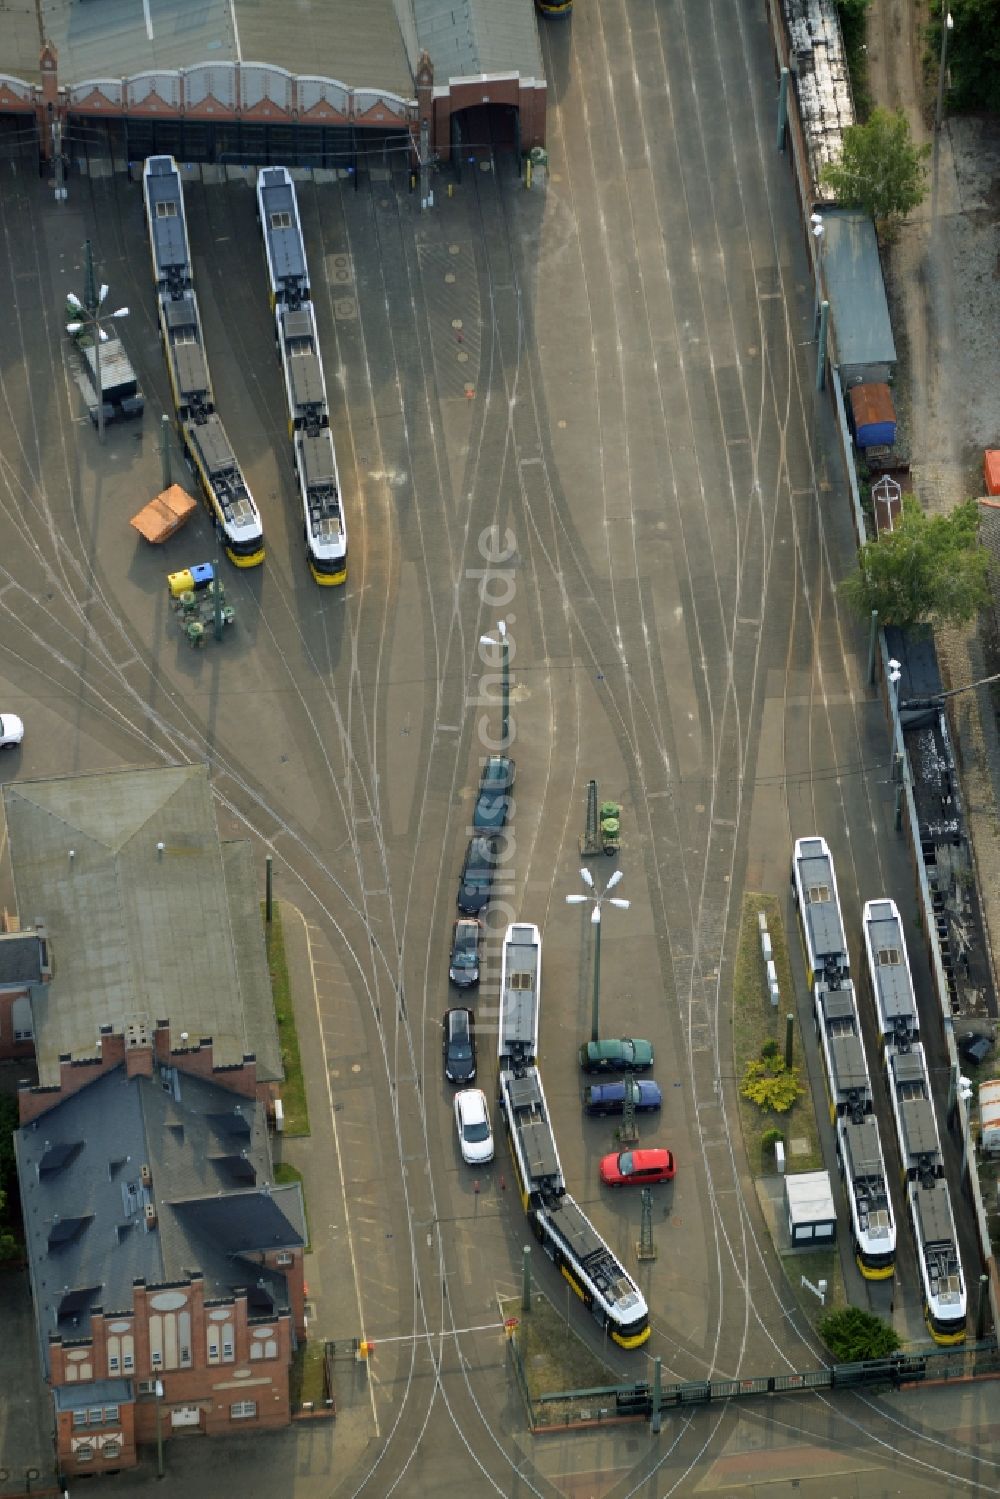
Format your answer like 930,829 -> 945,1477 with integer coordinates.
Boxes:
0,0 -> 999,1494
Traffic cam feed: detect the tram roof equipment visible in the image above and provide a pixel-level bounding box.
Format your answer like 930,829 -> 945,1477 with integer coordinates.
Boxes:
499,924 -> 540,1064
796,837 -> 849,980
865,899 -> 918,1046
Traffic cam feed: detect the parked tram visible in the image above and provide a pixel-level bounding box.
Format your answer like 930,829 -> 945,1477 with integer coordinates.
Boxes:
864,899 -> 966,1343
257,166 -> 348,585
142,155 -> 264,567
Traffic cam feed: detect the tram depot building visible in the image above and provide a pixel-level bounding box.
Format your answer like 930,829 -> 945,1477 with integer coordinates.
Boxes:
0,766 -> 304,1478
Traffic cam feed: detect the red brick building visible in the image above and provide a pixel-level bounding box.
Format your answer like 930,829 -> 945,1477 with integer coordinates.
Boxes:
6,768 -> 304,1478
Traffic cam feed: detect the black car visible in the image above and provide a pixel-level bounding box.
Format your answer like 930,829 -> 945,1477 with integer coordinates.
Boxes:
449,918 -> 482,987
457,835 -> 499,915
443,1007 -> 477,1083
473,754 -> 516,832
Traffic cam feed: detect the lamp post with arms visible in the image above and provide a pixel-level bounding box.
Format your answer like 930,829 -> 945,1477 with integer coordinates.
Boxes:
566,868 -> 629,1043
66,285 -> 129,444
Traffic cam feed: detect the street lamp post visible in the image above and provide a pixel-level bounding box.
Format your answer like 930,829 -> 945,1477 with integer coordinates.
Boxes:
479,619 -> 510,750
154,1379 -> 165,1478
66,284 -> 129,445
566,868 -> 629,1042
936,11 -> 954,133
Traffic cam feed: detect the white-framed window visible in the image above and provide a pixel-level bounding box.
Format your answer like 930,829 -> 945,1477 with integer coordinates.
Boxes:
207,1330 -> 220,1365
137,1379 -> 158,1395
108,1353 -> 120,1374
151,1349 -> 163,1367
122,1337 -> 135,1374
222,1337 -> 234,1362
180,1346 -> 191,1367
88,1407 -> 103,1425
14,1026 -> 33,1041
275,1252 -> 292,1266
72,1410 -> 87,1428
74,1442 -> 95,1462
230,1401 -> 257,1421
101,1439 -> 121,1460
103,1405 -> 119,1423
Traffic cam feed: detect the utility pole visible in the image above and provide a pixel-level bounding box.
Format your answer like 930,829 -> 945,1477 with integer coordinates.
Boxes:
66,273 -> 129,444
776,67 -> 789,152
636,1186 -> 656,1261
935,12 -> 954,132
160,414 -> 172,490
567,868 -> 629,1043
816,300 -> 829,391
419,117 -> 431,210
52,115 -> 67,203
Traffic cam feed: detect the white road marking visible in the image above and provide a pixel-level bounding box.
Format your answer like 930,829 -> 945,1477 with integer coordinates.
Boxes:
143,0 -> 154,41
294,906 -> 379,1436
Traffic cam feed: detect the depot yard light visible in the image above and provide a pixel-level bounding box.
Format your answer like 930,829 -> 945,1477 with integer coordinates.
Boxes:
479,618 -> 510,749
66,286 -> 129,445
566,867 -> 630,1043
936,11 -> 954,133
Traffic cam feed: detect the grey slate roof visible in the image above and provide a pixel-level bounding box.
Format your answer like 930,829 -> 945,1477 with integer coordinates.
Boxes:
413,0 -> 543,84
0,931 -> 44,986
3,767 -> 281,1085
16,1064 -> 304,1375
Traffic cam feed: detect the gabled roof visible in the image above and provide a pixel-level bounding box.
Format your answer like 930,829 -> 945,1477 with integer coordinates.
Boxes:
414,0 -> 543,84
16,1065 -> 304,1374
3,766 -> 280,1084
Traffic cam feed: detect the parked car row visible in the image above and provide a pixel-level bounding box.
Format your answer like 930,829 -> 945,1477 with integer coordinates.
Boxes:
456,755 -> 515,913
445,757 -> 676,1187
446,755 -> 516,1164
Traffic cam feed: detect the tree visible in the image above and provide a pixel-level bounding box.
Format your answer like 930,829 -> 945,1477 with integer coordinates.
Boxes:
741,1058 -> 803,1113
840,496 -> 991,629
928,0 -> 1000,115
818,1307 -> 901,1362
820,108 -> 930,226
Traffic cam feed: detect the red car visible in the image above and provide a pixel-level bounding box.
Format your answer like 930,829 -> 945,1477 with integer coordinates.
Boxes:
600,1147 -> 675,1187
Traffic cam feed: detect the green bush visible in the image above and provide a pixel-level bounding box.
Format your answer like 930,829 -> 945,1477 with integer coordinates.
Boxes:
761,1127 -> 785,1155
760,1039 -> 780,1061
818,1306 -> 901,1362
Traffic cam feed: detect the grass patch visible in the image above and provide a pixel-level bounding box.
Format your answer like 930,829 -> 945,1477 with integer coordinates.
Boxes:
733,894 -> 822,1176
290,1340 -> 328,1407
263,901 -> 310,1136
500,1293 -> 617,1400
780,1247 -> 847,1333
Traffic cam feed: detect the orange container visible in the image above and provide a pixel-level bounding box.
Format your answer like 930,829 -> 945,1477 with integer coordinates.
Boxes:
985,451 -> 1000,497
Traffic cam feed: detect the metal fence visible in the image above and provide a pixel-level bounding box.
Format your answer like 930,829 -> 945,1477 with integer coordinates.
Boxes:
511,1340 -> 1000,1431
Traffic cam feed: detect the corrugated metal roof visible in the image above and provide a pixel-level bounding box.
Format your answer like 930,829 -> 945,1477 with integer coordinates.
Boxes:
3,766 -> 280,1085
414,0 -> 543,84
816,208 -> 896,372
0,0 -> 415,97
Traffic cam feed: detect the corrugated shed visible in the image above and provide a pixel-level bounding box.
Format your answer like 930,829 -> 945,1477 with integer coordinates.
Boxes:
814,208 -> 896,374
413,0 -> 543,84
